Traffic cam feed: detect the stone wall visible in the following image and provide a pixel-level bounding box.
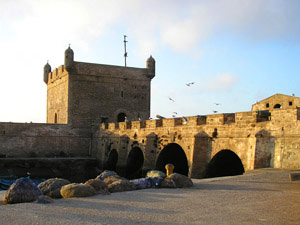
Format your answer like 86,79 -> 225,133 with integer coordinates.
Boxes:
0,122 -> 91,158
68,62 -> 151,126
46,65 -> 69,124
95,108 -> 300,178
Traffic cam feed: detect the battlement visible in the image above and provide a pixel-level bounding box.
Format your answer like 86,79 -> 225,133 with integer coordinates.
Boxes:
47,65 -> 67,83
73,61 -> 151,80
101,108 -> 300,131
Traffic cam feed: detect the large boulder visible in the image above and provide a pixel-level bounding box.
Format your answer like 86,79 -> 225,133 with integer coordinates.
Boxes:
85,179 -> 110,195
108,180 -> 136,193
130,178 -> 151,190
38,178 -> 71,198
165,173 -> 193,188
103,175 -> 127,186
60,183 -> 96,198
3,177 -> 43,204
160,179 -> 176,188
146,170 -> 166,179
96,170 -> 117,181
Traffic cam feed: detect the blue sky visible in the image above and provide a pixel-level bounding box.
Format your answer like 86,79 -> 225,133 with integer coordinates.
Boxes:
0,0 -> 300,122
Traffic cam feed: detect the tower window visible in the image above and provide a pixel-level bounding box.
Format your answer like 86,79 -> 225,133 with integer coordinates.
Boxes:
117,113 -> 126,122
121,91 -> 124,98
274,104 -> 282,109
266,103 -> 269,108
54,113 -> 58,123
289,101 -> 293,106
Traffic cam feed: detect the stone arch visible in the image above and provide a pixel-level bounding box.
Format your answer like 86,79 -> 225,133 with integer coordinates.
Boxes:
114,109 -> 131,122
125,146 -> 144,179
204,149 -> 244,178
274,104 -> 282,109
104,149 -> 118,172
155,143 -> 189,176
117,113 -> 127,122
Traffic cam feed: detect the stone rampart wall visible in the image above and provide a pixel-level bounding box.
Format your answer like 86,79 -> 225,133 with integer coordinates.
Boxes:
0,123 -> 91,158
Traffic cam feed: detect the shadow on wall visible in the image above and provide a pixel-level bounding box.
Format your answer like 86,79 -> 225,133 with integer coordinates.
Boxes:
125,147 -> 144,179
203,149 -> 245,178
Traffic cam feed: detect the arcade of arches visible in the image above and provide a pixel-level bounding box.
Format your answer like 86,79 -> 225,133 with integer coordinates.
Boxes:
102,141 -> 248,180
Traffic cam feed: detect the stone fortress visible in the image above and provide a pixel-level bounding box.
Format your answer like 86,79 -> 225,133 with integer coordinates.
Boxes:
0,46 -> 300,181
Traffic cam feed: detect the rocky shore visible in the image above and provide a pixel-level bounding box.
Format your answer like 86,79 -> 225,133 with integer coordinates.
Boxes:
0,169 -> 299,225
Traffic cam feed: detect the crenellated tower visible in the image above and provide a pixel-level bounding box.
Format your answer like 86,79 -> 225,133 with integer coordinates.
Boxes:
44,46 -> 156,127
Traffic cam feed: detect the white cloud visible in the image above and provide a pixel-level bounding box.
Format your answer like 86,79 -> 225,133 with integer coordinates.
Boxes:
204,73 -> 238,91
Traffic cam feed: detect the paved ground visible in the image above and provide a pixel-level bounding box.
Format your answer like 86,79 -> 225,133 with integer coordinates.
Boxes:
0,169 -> 300,225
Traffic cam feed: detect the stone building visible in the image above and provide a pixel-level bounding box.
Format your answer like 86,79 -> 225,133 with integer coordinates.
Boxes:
1,47 -> 300,181
44,46 -> 155,127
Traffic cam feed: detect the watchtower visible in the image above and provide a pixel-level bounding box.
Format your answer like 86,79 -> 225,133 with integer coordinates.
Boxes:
43,46 -> 155,127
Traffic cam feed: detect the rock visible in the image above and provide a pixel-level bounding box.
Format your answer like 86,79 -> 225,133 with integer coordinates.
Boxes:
3,177 -> 43,204
108,180 -> 136,193
103,175 -> 127,186
146,170 -> 166,179
35,195 -> 53,204
130,178 -> 151,189
60,183 -> 96,198
85,179 -> 110,195
160,179 -> 176,188
289,172 -> 300,181
166,173 -> 193,188
38,178 -> 71,198
96,170 -> 117,181
147,177 -> 164,188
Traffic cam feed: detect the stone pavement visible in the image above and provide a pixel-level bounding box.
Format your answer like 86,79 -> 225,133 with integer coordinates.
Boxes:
0,169 -> 299,225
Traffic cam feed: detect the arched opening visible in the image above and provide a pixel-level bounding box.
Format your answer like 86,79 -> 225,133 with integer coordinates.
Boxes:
204,149 -> 244,178
125,147 -> 144,179
155,143 -> 189,176
274,104 -> 282,109
104,149 -> 118,172
54,113 -> 58,123
117,113 -> 126,122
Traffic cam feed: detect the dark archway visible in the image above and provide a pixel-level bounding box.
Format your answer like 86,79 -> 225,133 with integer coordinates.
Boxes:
104,149 -> 118,172
117,113 -> 126,122
125,147 -> 144,179
274,104 -> 282,109
204,149 -> 244,178
155,143 -> 189,176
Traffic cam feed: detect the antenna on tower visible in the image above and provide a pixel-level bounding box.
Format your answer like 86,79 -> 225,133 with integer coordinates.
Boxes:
123,35 -> 128,67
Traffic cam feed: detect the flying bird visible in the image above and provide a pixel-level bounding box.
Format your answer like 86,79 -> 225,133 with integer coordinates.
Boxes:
168,97 -> 175,102
214,103 -> 221,105
186,82 -> 195,87
183,116 -> 189,124
156,114 -> 165,119
213,110 -> 218,114
173,112 -> 178,114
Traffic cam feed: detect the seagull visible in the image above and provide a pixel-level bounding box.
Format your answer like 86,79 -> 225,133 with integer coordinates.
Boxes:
156,114 -> 165,119
125,116 -> 128,122
186,82 -> 195,87
213,110 -> 218,114
168,97 -> 175,102
214,103 -> 221,106
149,117 -> 153,120
183,116 -> 189,124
